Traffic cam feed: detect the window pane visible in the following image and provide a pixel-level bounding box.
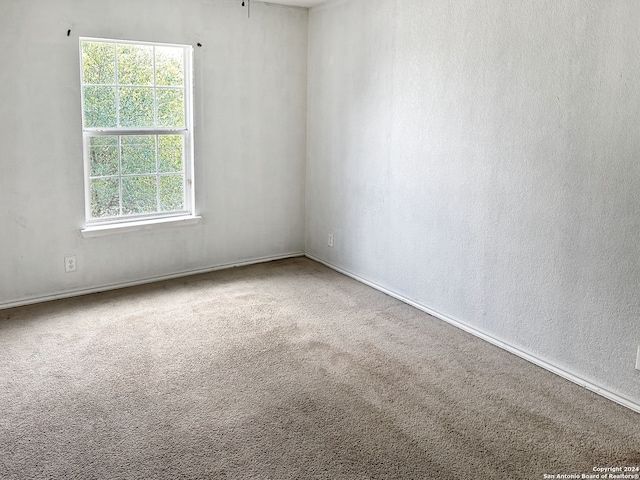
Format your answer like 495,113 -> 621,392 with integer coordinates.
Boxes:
158,135 -> 183,173
155,47 -> 184,86
160,175 -> 184,211
117,44 -> 153,86
119,87 -> 154,127
90,178 -> 120,218
122,176 -> 157,215
82,39 -> 192,225
84,86 -> 117,128
121,135 -> 156,175
82,42 -> 115,85
157,88 -> 184,127
89,136 -> 119,177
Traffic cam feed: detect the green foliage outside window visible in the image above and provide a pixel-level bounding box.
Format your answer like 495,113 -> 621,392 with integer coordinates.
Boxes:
81,39 -> 188,221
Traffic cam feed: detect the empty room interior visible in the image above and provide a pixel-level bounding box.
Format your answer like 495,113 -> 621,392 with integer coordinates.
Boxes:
1,0 -> 640,478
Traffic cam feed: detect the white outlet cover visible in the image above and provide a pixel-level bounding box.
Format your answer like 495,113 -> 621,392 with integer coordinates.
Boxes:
65,255 -> 77,273
636,346 -> 640,371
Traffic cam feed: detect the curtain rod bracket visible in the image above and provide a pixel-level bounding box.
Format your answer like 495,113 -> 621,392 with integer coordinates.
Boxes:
242,0 -> 251,18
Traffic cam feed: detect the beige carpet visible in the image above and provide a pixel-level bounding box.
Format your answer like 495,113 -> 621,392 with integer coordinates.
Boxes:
1,257 -> 638,479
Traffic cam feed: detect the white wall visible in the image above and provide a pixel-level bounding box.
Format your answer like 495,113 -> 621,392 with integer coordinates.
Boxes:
0,0 -> 308,306
306,0 -> 640,406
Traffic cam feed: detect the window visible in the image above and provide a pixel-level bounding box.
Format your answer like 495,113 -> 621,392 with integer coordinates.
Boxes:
80,38 -> 194,227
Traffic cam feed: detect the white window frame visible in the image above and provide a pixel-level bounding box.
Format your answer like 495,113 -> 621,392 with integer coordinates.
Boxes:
79,37 -> 196,234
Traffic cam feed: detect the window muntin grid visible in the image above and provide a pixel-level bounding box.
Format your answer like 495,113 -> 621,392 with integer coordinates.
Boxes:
80,38 -> 193,225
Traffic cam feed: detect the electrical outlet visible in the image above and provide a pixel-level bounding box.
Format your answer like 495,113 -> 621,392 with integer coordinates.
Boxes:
636,346 -> 640,371
64,255 -> 77,273
328,233 -> 334,248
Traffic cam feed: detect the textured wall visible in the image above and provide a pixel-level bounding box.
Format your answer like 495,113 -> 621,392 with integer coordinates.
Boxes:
306,0 -> 640,405
0,0 -> 308,306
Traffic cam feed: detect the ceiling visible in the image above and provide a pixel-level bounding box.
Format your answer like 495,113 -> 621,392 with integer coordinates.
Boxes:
260,0 -> 329,7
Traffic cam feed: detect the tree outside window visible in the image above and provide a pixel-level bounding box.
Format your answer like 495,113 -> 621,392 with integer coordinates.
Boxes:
80,38 -> 193,224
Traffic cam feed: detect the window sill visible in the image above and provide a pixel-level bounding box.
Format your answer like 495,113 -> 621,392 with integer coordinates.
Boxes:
81,215 -> 201,238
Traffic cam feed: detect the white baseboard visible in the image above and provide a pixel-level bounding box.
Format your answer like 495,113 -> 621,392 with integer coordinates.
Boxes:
0,252 -> 305,310
305,253 -> 640,415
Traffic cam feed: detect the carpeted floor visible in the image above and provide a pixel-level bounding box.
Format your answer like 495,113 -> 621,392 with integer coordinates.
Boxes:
1,257 -> 638,479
